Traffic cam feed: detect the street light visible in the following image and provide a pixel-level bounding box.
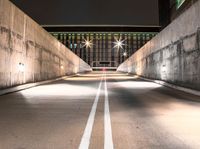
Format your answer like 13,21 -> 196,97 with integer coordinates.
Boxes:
113,37 -> 125,50
123,52 -> 127,57
82,38 -> 93,49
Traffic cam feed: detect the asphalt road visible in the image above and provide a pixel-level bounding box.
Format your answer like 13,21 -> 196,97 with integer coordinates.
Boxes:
0,71 -> 200,149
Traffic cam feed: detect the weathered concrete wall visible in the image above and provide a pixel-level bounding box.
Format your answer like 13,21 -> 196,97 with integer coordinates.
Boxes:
117,0 -> 200,90
0,0 -> 91,89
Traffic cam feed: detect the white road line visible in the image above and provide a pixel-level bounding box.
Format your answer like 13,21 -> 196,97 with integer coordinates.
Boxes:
104,73 -> 114,149
79,76 -> 103,149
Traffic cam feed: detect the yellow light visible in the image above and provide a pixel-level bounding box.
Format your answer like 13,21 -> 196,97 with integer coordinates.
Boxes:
86,41 -> 90,46
82,38 -> 93,48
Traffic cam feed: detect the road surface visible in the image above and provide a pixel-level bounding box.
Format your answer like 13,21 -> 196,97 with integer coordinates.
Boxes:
0,71 -> 200,149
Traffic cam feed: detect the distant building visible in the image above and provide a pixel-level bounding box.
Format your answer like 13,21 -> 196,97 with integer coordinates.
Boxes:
43,26 -> 159,69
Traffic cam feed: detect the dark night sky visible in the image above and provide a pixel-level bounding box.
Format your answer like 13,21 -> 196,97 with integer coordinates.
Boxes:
10,0 -> 159,26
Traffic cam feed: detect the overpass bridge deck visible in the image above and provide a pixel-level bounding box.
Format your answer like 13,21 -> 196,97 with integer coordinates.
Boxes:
0,72 -> 200,149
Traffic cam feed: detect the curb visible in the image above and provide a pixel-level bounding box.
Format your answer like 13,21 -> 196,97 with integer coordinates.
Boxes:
134,75 -> 200,97
0,75 -> 77,96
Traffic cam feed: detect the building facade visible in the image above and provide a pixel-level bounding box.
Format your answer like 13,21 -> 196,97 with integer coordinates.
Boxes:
51,32 -> 157,68
44,27 -> 158,68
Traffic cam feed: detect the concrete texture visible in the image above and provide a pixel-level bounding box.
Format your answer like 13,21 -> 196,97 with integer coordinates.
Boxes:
0,74 -> 77,96
117,0 -> 200,91
135,74 -> 200,96
0,72 -> 200,149
0,0 -> 91,89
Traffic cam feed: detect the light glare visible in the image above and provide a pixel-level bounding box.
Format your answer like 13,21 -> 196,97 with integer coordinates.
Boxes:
113,37 -> 125,50
115,81 -> 162,88
82,38 -> 93,48
123,52 -> 127,57
18,63 -> 25,72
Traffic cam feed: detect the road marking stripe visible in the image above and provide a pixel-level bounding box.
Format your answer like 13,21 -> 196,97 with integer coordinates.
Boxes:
79,76 -> 103,149
104,74 -> 114,149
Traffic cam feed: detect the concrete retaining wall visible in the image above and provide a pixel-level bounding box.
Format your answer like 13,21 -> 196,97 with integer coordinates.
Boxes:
117,0 -> 200,90
0,0 -> 91,89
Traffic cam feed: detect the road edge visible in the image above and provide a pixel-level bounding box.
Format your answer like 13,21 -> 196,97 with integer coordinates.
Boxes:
0,75 -> 76,96
128,74 -> 200,97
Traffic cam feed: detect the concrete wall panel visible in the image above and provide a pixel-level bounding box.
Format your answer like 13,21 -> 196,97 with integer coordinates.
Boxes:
118,0 -> 200,90
0,0 -> 91,89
